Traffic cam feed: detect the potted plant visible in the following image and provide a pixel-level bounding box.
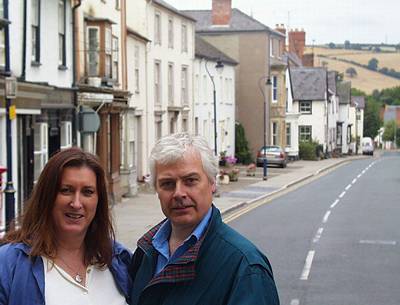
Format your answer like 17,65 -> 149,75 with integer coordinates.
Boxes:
219,151 -> 227,166
218,169 -> 230,184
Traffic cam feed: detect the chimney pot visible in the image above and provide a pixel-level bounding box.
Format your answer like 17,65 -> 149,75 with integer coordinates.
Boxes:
212,0 -> 232,26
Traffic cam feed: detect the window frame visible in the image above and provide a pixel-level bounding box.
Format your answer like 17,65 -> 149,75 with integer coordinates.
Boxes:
31,0 -> 41,64
181,65 -> 188,105
86,26 -> 100,77
112,35 -> 119,81
272,75 -> 278,102
181,23 -> 188,53
168,16 -> 174,49
58,0 -> 66,67
299,125 -> 312,142
299,100 -> 312,114
134,45 -> 140,93
154,60 -> 161,105
168,62 -> 174,105
286,123 -> 291,146
154,12 -> 161,45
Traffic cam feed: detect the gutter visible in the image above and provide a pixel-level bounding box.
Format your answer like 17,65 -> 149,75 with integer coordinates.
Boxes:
21,0 -> 27,80
72,0 -> 82,145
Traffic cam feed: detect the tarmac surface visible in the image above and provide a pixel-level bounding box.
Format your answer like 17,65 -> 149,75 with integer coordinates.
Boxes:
112,154 -> 372,250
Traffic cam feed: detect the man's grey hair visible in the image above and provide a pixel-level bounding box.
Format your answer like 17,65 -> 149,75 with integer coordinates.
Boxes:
149,133 -> 219,187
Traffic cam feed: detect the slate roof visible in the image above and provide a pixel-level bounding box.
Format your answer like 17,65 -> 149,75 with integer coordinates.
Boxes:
383,105 -> 400,123
153,0 -> 196,22
327,71 -> 337,95
289,67 -> 327,101
195,36 -> 237,65
183,9 -> 285,37
351,96 -> 365,109
337,81 -> 352,104
283,52 -> 303,67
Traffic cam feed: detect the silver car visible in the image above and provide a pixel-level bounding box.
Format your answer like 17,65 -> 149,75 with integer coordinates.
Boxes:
256,145 -> 287,168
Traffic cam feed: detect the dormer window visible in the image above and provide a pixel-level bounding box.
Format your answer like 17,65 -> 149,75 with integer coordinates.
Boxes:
85,18 -> 118,83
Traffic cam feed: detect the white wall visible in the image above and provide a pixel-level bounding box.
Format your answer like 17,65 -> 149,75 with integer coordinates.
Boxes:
338,103 -> 350,153
349,106 -> 364,153
21,0 -> 73,87
193,58 -> 236,157
295,100 -> 328,149
145,2 -> 195,174
285,69 -> 299,158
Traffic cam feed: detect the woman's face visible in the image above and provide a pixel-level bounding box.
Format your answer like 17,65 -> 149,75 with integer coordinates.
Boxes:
52,166 -> 99,242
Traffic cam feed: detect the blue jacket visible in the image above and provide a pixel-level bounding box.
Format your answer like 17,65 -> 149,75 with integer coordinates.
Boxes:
0,242 -> 132,305
130,206 -> 280,305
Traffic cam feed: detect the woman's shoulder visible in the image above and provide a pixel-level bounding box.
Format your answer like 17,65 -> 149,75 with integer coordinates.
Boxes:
0,242 -> 29,257
112,241 -> 132,256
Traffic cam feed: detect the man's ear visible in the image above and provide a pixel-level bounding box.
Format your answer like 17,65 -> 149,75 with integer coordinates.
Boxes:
211,180 -> 217,194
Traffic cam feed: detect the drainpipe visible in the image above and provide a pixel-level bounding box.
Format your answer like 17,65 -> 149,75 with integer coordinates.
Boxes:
21,0 -> 27,80
72,0 -> 82,145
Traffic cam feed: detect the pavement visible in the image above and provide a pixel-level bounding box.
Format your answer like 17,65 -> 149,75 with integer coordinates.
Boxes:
112,154 -> 372,250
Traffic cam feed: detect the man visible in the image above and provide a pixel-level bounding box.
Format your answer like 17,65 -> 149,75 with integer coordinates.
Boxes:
129,133 -> 279,305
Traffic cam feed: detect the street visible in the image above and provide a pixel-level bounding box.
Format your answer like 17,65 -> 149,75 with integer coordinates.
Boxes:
230,152 -> 400,305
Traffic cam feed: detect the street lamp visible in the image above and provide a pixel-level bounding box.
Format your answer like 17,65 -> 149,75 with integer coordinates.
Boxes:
205,59 -> 224,156
3,0 -> 16,232
258,76 -> 272,180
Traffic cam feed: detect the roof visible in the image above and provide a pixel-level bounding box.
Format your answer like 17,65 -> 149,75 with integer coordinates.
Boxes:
327,71 -> 337,95
383,105 -> 400,123
289,67 -> 327,101
337,81 -> 352,105
283,52 -> 303,67
351,96 -> 365,109
152,0 -> 196,22
183,9 -> 285,36
195,36 -> 238,65
127,27 -> 151,42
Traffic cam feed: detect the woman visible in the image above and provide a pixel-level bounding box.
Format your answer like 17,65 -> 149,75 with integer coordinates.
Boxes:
0,147 -> 131,305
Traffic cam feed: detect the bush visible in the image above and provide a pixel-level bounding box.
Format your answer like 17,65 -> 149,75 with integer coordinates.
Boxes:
299,141 -> 323,160
235,122 -> 253,164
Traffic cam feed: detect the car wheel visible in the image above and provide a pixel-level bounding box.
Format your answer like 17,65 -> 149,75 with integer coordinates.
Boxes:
281,162 -> 287,168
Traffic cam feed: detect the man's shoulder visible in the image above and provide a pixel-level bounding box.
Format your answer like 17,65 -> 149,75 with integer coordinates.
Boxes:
211,223 -> 272,269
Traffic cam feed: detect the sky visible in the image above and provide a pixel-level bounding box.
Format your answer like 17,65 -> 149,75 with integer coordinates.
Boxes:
165,0 -> 400,45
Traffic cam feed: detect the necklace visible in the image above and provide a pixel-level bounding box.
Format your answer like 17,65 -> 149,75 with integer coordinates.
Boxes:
56,255 -> 84,284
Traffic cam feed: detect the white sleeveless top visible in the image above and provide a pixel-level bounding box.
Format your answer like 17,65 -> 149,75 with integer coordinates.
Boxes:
42,256 -> 128,305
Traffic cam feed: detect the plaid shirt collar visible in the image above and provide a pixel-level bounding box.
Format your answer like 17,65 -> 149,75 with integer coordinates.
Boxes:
137,206 -> 216,286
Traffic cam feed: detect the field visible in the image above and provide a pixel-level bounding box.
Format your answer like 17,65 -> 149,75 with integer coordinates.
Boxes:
307,47 -> 400,93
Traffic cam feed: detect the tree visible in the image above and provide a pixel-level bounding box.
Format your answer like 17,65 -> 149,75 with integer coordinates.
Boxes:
328,42 -> 336,49
367,58 -> 379,71
235,122 -> 253,164
345,67 -> 357,78
382,120 -> 396,141
344,40 -> 351,49
363,99 -> 381,138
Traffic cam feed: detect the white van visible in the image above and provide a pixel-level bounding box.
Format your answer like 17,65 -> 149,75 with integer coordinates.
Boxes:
361,137 -> 374,156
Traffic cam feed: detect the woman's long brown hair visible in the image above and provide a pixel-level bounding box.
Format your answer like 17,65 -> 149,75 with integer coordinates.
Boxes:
2,147 -> 115,267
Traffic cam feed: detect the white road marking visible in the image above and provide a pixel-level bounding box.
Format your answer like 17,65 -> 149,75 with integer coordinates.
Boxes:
360,240 -> 397,246
352,178 -> 357,184
313,227 -> 324,243
300,250 -> 315,280
345,184 -> 352,190
322,211 -> 331,223
330,199 -> 340,209
357,174 -> 362,178
290,299 -> 300,305
339,191 -> 346,198
362,169 -> 366,174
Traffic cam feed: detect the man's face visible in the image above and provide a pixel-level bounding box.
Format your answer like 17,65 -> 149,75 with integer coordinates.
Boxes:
155,150 -> 216,235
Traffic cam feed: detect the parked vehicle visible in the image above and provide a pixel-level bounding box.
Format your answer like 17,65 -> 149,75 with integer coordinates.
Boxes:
256,146 -> 287,168
361,137 -> 374,156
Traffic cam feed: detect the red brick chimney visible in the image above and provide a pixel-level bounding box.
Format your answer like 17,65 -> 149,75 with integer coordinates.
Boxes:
212,0 -> 232,26
289,29 -> 306,60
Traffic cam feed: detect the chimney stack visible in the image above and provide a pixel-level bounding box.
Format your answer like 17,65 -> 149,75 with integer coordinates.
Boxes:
212,0 -> 232,26
289,29 -> 306,60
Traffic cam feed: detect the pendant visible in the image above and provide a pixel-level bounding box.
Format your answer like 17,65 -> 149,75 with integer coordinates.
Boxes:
75,274 -> 83,283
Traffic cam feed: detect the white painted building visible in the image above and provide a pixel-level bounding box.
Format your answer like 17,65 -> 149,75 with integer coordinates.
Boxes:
349,96 -> 365,154
193,35 -> 236,157
1,0 -> 74,229
290,67 -> 329,151
336,80 -> 353,154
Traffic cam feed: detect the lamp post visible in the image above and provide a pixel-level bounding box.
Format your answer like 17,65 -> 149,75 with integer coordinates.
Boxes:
258,76 -> 272,180
205,59 -> 224,156
3,0 -> 16,232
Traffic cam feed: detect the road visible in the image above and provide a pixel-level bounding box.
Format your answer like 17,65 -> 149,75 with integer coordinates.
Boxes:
229,151 -> 400,305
